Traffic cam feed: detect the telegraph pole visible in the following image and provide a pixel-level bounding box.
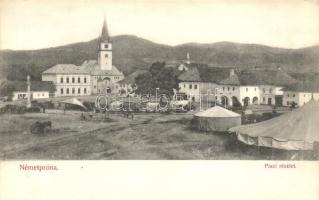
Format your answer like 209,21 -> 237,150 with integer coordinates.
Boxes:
27,75 -> 31,108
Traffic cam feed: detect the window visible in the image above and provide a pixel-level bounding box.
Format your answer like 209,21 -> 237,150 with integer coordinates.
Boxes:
183,84 -> 186,88
94,85 -> 96,89
84,77 -> 87,83
60,77 -> 63,83
78,88 -> 81,94
246,88 -> 248,92
287,101 -> 290,105
105,54 -> 108,58
254,88 -> 257,91
232,87 -> 235,91
84,88 -> 87,94
292,94 -> 295,97
189,84 -> 192,89
72,77 -> 75,83
72,88 -> 75,94
66,88 -> 69,94
227,87 -> 230,91
61,88 -> 63,94
263,97 -> 265,102
223,87 -> 225,91
104,44 -> 108,48
263,88 -> 265,93
66,77 -> 69,83
194,85 -> 198,89
78,77 -> 81,83
269,88 -> 272,94
287,94 -> 290,97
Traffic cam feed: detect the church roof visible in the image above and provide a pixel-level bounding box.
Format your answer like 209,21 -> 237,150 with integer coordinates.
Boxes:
42,64 -> 91,74
100,18 -> 110,42
81,60 -> 124,76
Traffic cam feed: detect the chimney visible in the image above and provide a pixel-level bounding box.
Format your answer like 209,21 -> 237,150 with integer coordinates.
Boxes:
230,69 -> 235,76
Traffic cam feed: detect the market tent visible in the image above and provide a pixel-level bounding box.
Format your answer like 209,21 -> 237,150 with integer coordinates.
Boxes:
229,99 -> 319,150
61,98 -> 87,110
192,106 -> 241,132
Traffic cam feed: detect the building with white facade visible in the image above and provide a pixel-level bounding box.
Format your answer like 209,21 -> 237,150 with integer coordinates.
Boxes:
42,18 -> 124,97
2,81 -> 55,101
218,69 -> 298,107
282,79 -> 319,107
177,64 -> 230,102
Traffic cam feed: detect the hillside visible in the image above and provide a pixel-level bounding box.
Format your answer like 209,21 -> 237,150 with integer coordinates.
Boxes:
1,35 -> 319,81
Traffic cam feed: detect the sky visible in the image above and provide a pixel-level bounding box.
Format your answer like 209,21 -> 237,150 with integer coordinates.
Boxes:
1,0 -> 319,50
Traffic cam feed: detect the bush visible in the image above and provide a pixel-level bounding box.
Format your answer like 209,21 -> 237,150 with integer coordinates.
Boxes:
26,106 -> 41,113
0,104 -> 27,114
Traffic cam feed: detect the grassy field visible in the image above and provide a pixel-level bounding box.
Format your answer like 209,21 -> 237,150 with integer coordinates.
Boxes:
0,110 -> 316,160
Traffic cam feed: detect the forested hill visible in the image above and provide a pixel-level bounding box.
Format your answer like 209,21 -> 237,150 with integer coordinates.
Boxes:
1,35 -> 319,81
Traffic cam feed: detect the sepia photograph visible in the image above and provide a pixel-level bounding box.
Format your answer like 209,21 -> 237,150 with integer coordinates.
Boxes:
0,0 -> 319,161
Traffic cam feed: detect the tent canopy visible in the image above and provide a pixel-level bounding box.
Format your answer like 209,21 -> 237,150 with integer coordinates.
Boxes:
194,106 -> 241,118
192,106 -> 241,132
229,99 -> 319,150
61,98 -> 87,110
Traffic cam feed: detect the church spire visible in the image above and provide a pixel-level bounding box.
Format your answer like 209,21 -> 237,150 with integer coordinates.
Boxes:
186,52 -> 190,64
100,16 -> 110,42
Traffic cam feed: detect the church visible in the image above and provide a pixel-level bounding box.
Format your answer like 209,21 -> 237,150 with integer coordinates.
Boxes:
42,18 -> 124,97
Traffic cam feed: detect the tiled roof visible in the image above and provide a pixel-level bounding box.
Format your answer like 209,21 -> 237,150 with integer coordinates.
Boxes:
282,78 -> 319,92
220,70 -> 299,87
43,61 -> 124,77
178,63 -> 230,83
178,66 -> 201,82
81,60 -> 124,76
219,74 -> 240,85
42,64 -> 91,74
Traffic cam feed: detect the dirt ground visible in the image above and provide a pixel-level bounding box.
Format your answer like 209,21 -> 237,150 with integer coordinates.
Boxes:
0,110 -> 316,160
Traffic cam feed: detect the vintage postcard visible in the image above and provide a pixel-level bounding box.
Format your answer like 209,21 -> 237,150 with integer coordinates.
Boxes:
0,0 -> 318,199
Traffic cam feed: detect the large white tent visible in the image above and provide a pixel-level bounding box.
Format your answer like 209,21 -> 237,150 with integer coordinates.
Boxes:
229,99 -> 319,150
192,106 -> 241,132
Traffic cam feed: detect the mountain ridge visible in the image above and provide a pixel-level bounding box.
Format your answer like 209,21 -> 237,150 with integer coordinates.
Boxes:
1,35 -> 319,81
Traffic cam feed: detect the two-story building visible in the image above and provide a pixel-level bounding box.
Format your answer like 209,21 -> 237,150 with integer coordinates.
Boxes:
177,64 -> 230,102
42,64 -> 92,97
282,79 -> 319,107
218,69 -> 298,107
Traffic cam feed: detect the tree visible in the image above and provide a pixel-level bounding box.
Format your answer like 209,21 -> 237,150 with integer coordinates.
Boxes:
135,62 -> 179,96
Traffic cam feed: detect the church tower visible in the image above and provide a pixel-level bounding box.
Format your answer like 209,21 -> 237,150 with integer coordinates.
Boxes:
98,18 -> 112,70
